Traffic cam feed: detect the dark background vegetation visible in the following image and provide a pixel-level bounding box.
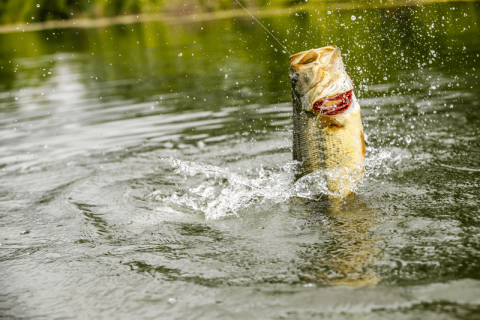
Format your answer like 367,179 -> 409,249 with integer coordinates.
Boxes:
0,0 -> 307,24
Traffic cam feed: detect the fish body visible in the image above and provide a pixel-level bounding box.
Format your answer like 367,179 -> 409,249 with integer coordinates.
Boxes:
289,46 -> 365,197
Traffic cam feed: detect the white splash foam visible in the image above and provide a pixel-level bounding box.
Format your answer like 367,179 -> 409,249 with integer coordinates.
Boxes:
153,148 -> 400,219
153,157 -> 297,219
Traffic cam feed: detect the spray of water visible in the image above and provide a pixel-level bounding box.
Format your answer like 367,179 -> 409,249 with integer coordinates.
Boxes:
152,147 -> 398,219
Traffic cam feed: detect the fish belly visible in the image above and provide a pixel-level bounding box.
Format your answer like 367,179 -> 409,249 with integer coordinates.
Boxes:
293,109 -> 365,196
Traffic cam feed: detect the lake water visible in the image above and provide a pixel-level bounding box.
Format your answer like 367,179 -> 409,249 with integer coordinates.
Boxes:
1,1 -> 480,319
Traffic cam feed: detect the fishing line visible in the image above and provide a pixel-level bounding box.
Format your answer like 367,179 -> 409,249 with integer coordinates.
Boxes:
234,0 -> 293,56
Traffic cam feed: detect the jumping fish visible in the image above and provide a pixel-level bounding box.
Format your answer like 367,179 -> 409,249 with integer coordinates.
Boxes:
289,47 -> 379,287
289,46 -> 365,197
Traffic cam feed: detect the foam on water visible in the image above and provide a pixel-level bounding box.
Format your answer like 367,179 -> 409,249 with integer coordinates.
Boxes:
153,157 -> 296,219
154,146 -> 400,219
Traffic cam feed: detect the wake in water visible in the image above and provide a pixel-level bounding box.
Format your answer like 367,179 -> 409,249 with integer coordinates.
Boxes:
152,146 -> 398,219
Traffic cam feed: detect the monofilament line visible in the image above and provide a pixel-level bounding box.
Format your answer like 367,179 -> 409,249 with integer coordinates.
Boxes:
234,0 -> 293,56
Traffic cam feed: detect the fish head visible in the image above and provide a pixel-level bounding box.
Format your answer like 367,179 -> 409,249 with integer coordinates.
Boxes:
289,46 -> 358,121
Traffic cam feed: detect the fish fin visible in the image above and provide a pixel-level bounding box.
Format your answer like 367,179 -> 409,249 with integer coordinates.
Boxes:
360,131 -> 365,157
316,114 -> 345,129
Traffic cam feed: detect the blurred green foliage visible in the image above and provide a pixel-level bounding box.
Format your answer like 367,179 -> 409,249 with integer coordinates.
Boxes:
0,0 -> 477,95
0,0 -> 281,25
0,0 -> 470,25
0,0 -> 162,24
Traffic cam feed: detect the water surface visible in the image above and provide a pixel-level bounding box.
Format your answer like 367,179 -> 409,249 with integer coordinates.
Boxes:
1,2 -> 480,319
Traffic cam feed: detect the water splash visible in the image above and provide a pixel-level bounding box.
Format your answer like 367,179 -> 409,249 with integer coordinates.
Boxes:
153,157 -> 297,219
152,146 -> 401,219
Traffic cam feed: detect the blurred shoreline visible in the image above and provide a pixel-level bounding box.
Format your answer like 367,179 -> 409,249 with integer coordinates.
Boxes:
0,0 -> 475,33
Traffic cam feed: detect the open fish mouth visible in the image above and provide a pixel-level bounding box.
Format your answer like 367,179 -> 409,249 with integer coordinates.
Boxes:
312,89 -> 354,115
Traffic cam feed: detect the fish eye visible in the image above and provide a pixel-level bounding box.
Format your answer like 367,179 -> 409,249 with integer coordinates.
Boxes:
290,73 -> 299,82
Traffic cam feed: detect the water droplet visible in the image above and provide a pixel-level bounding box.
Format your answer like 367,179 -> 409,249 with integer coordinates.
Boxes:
167,298 -> 177,304
225,74 -> 228,78
178,53 -> 183,57
351,15 -> 356,21
327,11 -> 331,14
405,136 -> 412,144
36,4 -> 40,7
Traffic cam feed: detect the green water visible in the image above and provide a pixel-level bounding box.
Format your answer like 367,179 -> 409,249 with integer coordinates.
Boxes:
1,2 -> 480,319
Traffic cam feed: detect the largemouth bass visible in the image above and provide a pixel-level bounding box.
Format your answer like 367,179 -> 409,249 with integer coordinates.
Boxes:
289,46 -> 365,197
